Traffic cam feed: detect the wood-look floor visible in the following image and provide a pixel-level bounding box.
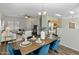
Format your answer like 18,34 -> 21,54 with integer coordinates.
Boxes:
0,45 -> 79,55
48,45 -> 79,55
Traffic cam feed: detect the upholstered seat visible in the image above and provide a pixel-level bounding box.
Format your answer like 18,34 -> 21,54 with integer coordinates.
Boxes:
50,40 -> 60,50
7,44 -> 21,55
34,44 -> 50,55
7,44 -> 15,55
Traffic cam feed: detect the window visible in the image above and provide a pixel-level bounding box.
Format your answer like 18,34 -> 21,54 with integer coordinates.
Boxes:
8,21 -> 19,30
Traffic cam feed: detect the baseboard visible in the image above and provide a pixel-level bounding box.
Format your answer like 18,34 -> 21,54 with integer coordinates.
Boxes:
60,43 -> 79,55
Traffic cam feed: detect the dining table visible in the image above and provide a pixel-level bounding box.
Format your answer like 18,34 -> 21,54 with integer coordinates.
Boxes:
0,35 -> 58,55
12,36 -> 58,55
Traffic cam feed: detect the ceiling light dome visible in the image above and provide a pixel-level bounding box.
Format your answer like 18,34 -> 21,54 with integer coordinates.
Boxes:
43,11 -> 47,15
25,16 -> 28,18
38,12 -> 42,15
56,14 -> 62,17
69,11 -> 75,14
38,11 -> 47,15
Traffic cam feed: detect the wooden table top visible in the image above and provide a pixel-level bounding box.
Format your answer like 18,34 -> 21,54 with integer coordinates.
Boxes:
19,37 -> 58,55
0,36 -> 58,55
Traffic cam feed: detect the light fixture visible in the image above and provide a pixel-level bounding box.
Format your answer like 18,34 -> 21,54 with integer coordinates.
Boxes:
24,15 -> 31,19
56,14 -> 62,17
43,11 -> 47,15
38,12 -> 42,15
38,3 -> 47,15
38,11 -> 47,15
69,11 -> 75,14
24,16 -> 28,18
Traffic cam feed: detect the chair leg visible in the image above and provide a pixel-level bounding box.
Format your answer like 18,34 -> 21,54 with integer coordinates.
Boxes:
53,50 -> 59,53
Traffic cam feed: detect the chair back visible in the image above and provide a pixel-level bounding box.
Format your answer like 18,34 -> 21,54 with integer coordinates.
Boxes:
52,40 -> 60,50
7,44 -> 14,55
37,44 -> 50,55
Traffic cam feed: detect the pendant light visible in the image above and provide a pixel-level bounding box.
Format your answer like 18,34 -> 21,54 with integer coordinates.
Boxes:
38,3 -> 47,15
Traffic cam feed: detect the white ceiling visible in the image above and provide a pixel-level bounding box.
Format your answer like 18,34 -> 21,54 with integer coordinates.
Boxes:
0,3 -> 79,17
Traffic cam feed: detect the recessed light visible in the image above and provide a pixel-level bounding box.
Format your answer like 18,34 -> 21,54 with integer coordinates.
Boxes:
38,12 -> 42,15
56,14 -> 62,17
69,11 -> 75,14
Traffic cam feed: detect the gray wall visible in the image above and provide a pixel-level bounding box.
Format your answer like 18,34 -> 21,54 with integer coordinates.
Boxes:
58,17 -> 79,51
1,15 -> 49,35
2,16 -> 40,31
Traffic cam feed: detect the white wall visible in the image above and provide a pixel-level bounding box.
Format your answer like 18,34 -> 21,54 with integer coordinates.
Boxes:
58,17 -> 79,51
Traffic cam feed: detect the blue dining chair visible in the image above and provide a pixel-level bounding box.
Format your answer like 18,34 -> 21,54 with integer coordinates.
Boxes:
34,44 -> 50,55
7,43 -> 21,55
7,44 -> 15,55
50,40 -> 60,53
